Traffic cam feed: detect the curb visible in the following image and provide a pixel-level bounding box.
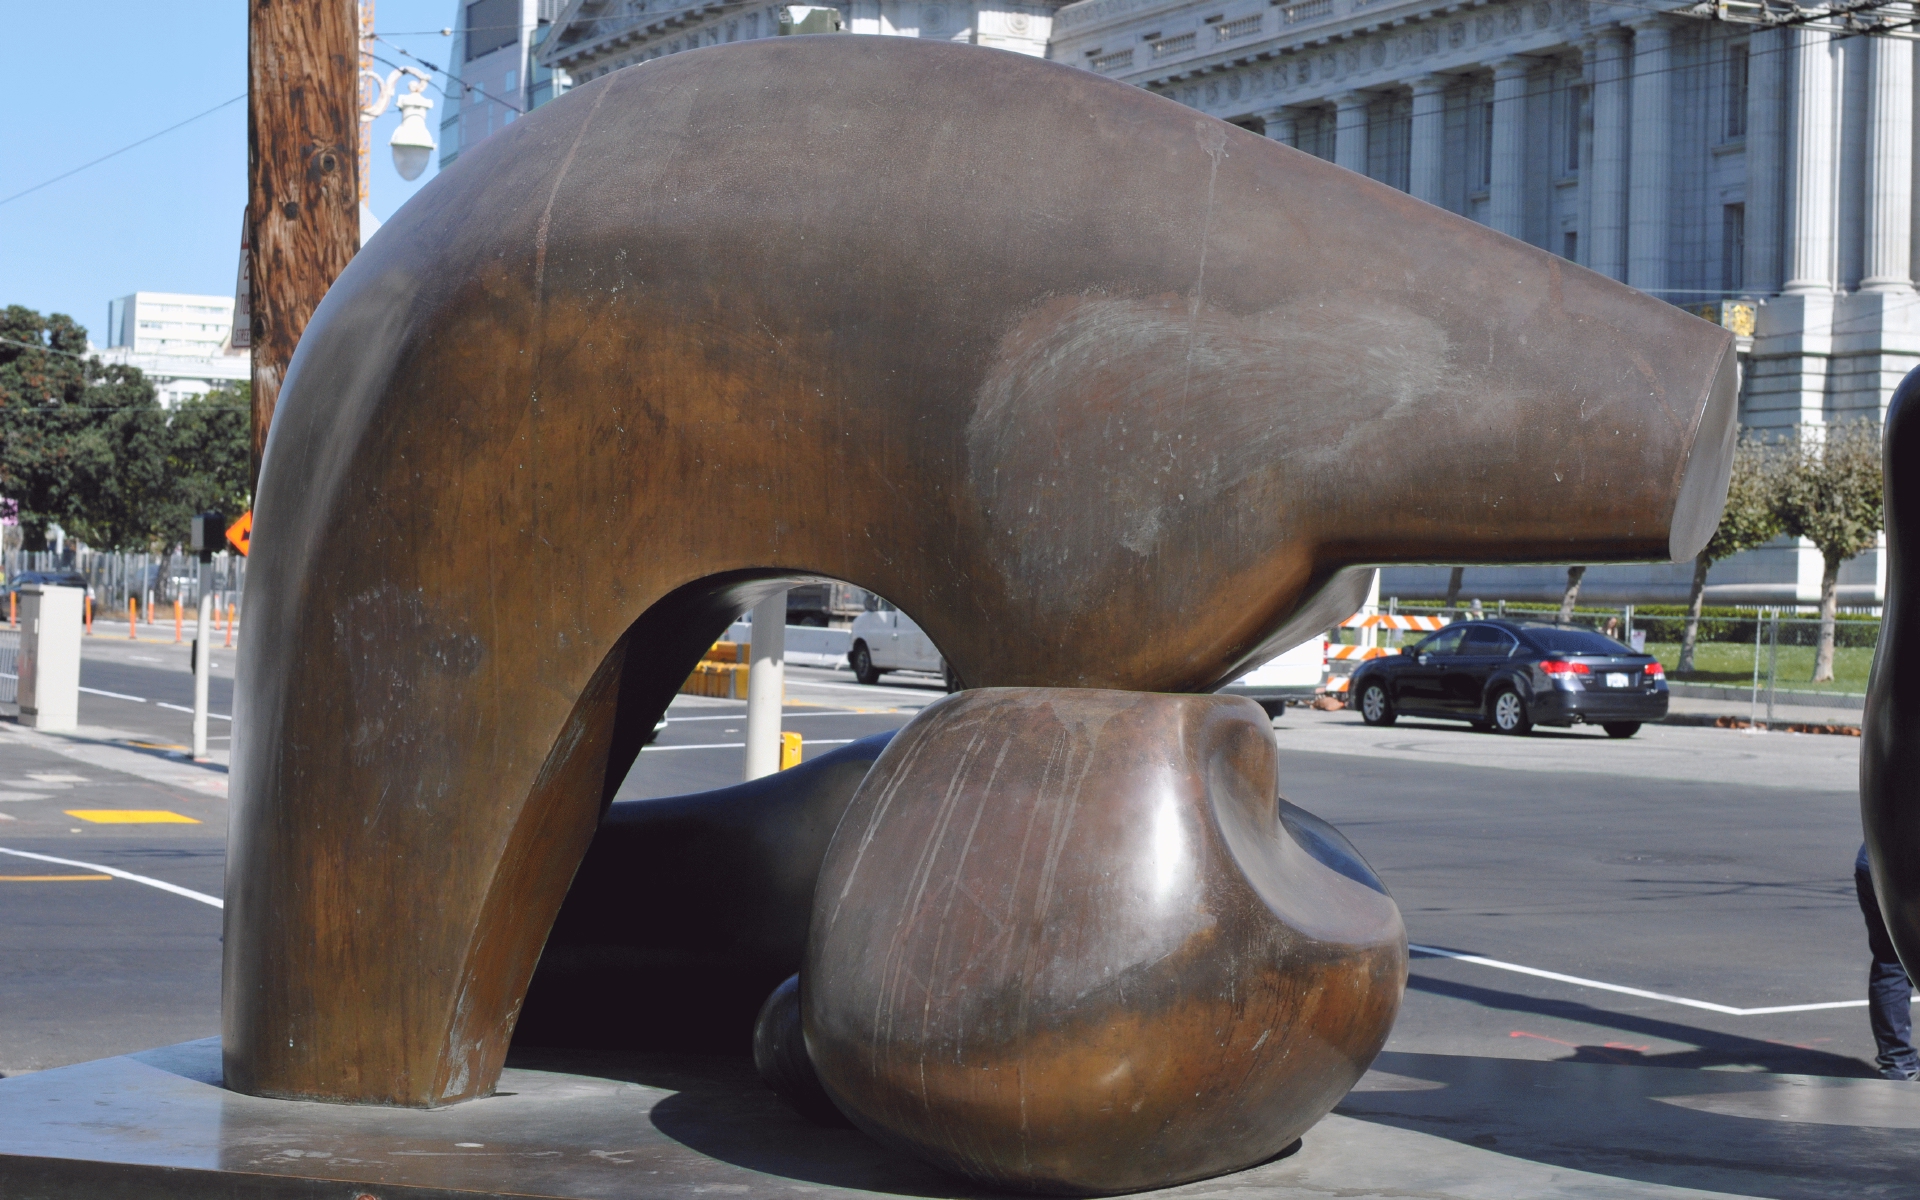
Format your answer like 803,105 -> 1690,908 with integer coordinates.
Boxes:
1661,712 -> 1861,737
0,720 -> 229,798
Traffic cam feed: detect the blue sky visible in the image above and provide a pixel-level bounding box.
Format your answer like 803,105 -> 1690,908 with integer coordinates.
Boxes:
0,1 -> 460,343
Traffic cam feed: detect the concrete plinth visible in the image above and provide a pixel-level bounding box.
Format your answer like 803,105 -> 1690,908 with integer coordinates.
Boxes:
1,1039 -> 1915,1199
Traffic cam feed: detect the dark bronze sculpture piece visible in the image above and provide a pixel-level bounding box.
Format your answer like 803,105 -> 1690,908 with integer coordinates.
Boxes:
227,32 -> 1736,1181
805,689 -> 1405,1193
514,733 -> 895,1051
1863,370 -> 1919,974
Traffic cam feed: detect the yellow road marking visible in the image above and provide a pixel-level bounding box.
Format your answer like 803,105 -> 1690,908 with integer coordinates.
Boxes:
64,810 -> 200,825
0,873 -> 112,881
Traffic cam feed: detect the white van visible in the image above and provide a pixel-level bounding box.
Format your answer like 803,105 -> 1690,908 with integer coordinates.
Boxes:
1214,637 -> 1329,716
849,600 -> 958,690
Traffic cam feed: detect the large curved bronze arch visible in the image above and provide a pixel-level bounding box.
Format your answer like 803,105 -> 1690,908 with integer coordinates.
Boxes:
1864,369 -> 1919,974
226,34 -> 1736,1118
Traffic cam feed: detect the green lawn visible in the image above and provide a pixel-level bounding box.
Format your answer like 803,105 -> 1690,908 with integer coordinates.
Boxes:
1643,641 -> 1872,694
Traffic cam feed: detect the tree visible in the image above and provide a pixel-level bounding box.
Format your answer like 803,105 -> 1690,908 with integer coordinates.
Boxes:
158,384 -> 252,545
0,306 -> 252,553
1774,418 -> 1884,683
57,361 -> 171,552
0,306 -> 98,550
1677,433 -> 1784,672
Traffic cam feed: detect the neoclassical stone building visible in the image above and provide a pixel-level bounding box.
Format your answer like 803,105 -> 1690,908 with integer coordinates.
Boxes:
1050,0 -> 1904,603
540,0 -> 1059,82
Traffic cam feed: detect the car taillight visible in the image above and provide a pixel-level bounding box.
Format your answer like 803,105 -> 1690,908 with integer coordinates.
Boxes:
1540,660 -> 1590,676
1644,661 -> 1664,678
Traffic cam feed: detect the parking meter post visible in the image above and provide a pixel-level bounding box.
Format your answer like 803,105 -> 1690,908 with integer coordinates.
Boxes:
1750,608 -> 1764,728
189,512 -> 221,763
744,590 -> 787,781
193,563 -> 212,762
1766,610 -> 1779,727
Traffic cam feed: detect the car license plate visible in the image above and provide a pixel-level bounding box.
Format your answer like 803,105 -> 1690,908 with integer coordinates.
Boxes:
1605,672 -> 1630,688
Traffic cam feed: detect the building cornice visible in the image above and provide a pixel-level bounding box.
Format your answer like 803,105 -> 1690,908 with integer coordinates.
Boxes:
1055,0 -> 1696,96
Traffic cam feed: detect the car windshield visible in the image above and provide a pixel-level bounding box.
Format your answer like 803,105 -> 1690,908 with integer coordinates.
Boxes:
1522,626 -> 1637,655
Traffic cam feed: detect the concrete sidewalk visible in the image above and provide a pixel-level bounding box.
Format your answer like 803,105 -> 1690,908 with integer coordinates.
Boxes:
0,720 -> 228,798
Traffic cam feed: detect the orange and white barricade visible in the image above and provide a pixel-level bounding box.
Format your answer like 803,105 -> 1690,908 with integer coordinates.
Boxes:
1338,613 -> 1449,632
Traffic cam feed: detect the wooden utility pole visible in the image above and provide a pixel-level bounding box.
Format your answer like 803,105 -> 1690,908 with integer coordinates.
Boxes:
248,0 -> 360,492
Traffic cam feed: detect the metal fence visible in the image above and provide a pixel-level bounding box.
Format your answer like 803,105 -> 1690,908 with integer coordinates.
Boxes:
3,548 -> 245,615
0,628 -> 18,703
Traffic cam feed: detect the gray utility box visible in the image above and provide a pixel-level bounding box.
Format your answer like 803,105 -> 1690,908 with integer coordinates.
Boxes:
18,584 -> 83,732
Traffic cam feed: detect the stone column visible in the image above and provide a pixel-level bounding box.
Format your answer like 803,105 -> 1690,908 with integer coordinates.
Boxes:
1409,74 -> 1449,207
1262,107 -> 1297,149
1576,42 -> 1597,268
1586,26 -> 1631,281
1862,32 -> 1914,292
1783,26 -> 1835,294
1744,26 -> 1786,294
1333,91 -> 1370,176
1627,18 -> 1671,294
1488,58 -> 1530,239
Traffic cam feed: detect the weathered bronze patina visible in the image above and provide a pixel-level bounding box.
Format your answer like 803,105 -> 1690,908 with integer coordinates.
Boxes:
805,689 -> 1405,1193
227,31 -> 1735,1183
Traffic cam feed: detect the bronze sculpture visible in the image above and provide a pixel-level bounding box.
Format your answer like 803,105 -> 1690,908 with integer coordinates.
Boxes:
802,689 -> 1404,1192
1863,370 -> 1918,978
226,34 -> 1736,1190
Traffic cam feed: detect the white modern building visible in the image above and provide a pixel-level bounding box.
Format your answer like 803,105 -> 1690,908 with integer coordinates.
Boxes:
440,0 -> 574,169
104,293 -> 234,357
96,292 -> 248,408
537,0 -> 1058,84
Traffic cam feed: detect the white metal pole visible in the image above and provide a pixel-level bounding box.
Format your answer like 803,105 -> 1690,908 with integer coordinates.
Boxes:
744,590 -> 786,780
192,558 -> 213,761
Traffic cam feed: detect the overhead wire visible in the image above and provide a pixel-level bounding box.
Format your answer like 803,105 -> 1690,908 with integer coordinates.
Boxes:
370,36 -> 525,113
0,94 -> 245,210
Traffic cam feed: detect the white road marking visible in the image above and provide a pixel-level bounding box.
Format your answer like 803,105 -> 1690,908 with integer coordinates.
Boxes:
79,686 -> 145,702
0,846 -> 221,909
156,702 -> 230,720
787,679 -> 943,701
661,711 -> 881,721
641,739 -> 859,753
1410,943 -> 1894,1016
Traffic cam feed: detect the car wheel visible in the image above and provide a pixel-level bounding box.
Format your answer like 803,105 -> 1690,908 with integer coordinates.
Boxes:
943,660 -> 963,693
1490,687 -> 1532,735
1603,722 -> 1641,739
1357,681 -> 1395,726
850,642 -> 880,685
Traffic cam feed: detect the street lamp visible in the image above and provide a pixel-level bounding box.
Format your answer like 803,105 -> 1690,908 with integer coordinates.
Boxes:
361,68 -> 437,182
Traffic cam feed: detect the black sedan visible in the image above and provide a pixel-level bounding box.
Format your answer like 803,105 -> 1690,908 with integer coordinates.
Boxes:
1349,619 -> 1667,737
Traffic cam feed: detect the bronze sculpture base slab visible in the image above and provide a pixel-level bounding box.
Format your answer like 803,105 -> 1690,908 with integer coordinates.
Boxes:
4,1039 -> 1916,1199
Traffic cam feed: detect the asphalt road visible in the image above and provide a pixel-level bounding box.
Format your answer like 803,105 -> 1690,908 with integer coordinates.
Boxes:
0,653 -> 1887,1086
0,723 -> 224,1076
17,626 -> 238,750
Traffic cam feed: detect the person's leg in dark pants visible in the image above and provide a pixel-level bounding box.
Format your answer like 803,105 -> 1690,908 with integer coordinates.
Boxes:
1856,847 -> 1919,1080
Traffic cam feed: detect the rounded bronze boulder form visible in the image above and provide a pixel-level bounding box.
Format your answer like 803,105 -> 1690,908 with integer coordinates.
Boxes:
803,689 -> 1406,1194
